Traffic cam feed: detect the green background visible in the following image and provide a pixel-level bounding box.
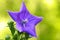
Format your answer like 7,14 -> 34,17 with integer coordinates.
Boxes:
0,0 -> 60,40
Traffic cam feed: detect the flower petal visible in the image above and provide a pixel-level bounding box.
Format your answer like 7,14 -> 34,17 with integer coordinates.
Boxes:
20,2 -> 27,12
19,2 -> 37,20
19,2 -> 31,20
23,16 -> 42,37
8,11 -> 19,21
24,26 -> 37,37
18,10 -> 30,20
28,16 -> 42,26
23,24 -> 37,37
16,23 -> 23,32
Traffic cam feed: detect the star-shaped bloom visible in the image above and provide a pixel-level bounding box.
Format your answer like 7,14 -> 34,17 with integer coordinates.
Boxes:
8,2 -> 42,37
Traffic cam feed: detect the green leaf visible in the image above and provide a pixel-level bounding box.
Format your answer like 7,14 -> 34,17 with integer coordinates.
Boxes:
7,21 -> 15,35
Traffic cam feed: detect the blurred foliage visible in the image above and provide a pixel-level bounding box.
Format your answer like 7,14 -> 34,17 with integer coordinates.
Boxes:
0,0 -> 60,40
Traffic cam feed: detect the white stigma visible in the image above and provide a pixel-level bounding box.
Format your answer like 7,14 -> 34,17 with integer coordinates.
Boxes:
22,19 -> 28,27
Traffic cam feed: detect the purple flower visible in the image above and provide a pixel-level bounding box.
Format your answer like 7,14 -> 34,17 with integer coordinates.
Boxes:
8,2 -> 42,37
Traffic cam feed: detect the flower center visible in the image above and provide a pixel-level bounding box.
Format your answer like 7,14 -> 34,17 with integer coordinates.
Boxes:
22,19 -> 28,27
